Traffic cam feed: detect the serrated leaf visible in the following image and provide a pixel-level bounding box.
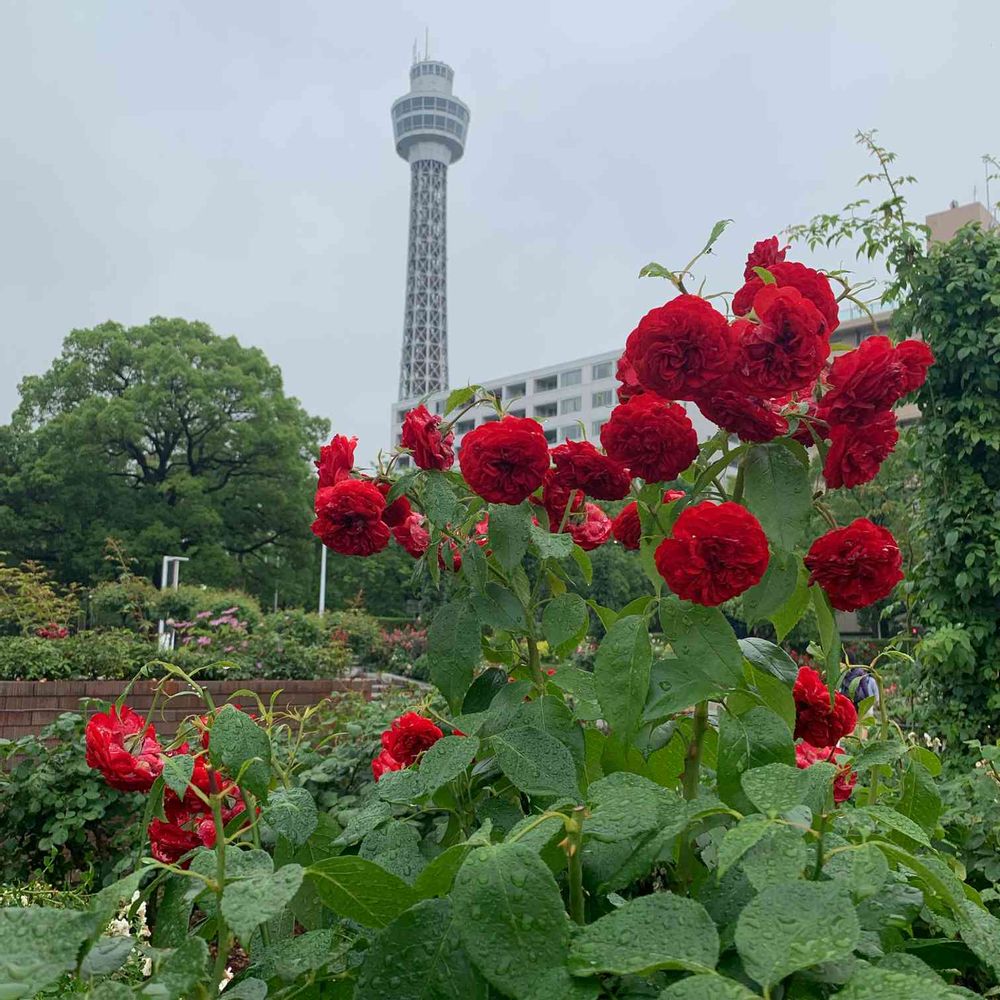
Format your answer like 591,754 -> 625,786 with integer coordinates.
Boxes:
413,843 -> 477,899
452,843 -> 570,998
770,559 -> 811,641
160,753 -> 195,800
645,656 -> 723,722
542,593 -> 589,658
735,882 -> 859,988
471,583 -> 525,630
742,551 -> 799,624
221,864 -> 304,944
529,520 -> 575,559
740,826 -> 809,890
717,816 -> 774,878
428,601 -> 482,711
444,385 -> 478,414
145,937 -> 209,998
836,964 -> 966,999
262,787 -> 317,847
741,761 -> 834,816
568,893 -> 718,976
862,805 -> 932,848
586,772 -> 674,842
824,842 -> 889,901
423,470 -> 460,527
738,638 -> 798,685
492,726 -> 580,799
355,898 -> 487,1000
306,856 -> 417,928
657,974 -> 759,998
848,741 -> 907,772
418,735 -> 480,793
895,760 -> 942,834
208,704 -> 272,800
488,502 -> 533,571
718,709 -> 795,813
659,598 -> 743,688
359,821 -> 427,884
956,898 -> 1000,981
743,443 -> 811,551
594,615 -> 652,740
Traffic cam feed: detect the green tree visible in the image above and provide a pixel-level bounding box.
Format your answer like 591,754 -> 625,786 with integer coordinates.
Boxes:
0,317 -> 328,604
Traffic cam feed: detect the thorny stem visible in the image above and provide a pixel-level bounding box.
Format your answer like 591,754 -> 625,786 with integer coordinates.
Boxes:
563,806 -> 587,925
526,635 -> 545,694
679,702 -> 709,886
867,666 -> 892,806
209,775 -> 231,987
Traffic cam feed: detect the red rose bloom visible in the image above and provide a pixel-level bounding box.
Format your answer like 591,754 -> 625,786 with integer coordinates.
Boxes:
611,490 -> 684,550
895,339 -> 934,392
601,395 -> 699,483
375,481 -> 412,528
372,712 -> 445,780
630,295 -> 734,400
459,416 -> 550,505
315,434 -> 357,488
86,705 -> 163,792
804,518 -> 903,611
793,666 -> 858,747
796,741 -> 857,804
743,236 -> 788,281
148,810 -> 203,865
733,261 -> 839,334
400,403 -> 455,471
539,469 -> 585,526
550,440 -> 631,501
816,336 -> 903,427
695,382 -> 788,443
731,286 -> 828,396
438,538 -> 462,572
823,410 -> 898,489
615,342 -> 644,403
392,513 -> 430,558
654,501 -> 770,606
312,480 -> 391,556
565,503 -> 613,551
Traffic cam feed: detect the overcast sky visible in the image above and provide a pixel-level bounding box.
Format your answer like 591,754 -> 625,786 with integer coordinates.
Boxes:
2,1 -> 997,461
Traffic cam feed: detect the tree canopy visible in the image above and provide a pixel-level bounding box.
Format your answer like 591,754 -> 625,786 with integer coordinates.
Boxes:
0,317 -> 328,603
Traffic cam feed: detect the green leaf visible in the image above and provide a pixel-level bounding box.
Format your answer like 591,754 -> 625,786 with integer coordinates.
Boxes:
770,559 -> 811,641
444,385 -> 478,414
462,668 -> 509,714
529,519 -> 575,559
645,657 -> 723,722
160,753 -> 195,800
956,899 -> 1000,981
306,856 -> 417,928
418,735 -> 480,793
728,664 -> 796,731
359,821 -> 427,884
836,964 -> 968,999
742,551 -> 799,624
812,585 -> 842,688
543,593 -> 590,658
384,468 -> 420,505
149,875 -> 193,948
735,882 -> 860,988
550,665 -> 597,704
375,766 -> 426,803
263,787 -> 318,847
741,761 -> 834,816
208,704 -> 272,800
861,805 -> 933,848
700,218 -> 734,255
471,583 -> 526,630
423,470 -> 460,527
222,979 -> 268,1000
492,726 -> 580,799
570,544 -> 593,585
428,601 -> 482,712
514,696 -> 586,772
753,265 -> 777,284
657,974 -> 759,999
413,843 -> 477,899
452,843 -> 570,998
336,798 -> 392,846
738,638 -> 798,685
717,816 -> 774,878
717,709 -> 795,813
586,772 -> 675,842
848,741 -> 907,772
355,898 -> 487,1000
79,935 -> 135,978
659,597 -> 743,688
824,843 -> 889,901
488,502 -> 533,571
568,893 -> 719,976
740,826 -> 809,891
895,761 -> 942,834
144,937 -> 209,998
594,615 -> 652,740
743,443 -> 811,550
221,864 -> 304,945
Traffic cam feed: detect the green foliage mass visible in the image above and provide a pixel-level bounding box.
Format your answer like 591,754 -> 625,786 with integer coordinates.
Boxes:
0,317 -> 328,606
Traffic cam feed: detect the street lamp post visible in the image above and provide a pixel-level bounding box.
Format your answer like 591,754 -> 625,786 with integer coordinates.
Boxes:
318,544 -> 328,617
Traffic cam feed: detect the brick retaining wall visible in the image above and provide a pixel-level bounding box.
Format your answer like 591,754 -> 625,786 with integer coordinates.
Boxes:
0,678 -> 376,741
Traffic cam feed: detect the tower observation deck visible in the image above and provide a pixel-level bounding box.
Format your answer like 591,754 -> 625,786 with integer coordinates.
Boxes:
391,57 -> 470,400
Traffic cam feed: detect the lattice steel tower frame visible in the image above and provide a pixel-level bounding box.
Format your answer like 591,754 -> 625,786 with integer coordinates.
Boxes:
391,57 -> 470,400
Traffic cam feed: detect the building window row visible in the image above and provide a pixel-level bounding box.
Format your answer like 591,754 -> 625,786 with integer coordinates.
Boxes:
592,360 -> 614,380
394,96 -> 468,121
410,63 -> 454,81
394,114 -> 466,139
592,389 -> 614,408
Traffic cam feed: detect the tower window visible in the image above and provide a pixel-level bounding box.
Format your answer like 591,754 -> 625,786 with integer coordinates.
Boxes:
544,428 -> 557,444
456,419 -> 475,434
592,389 -> 613,408
560,425 -> 583,440
506,381 -> 526,398
534,375 -> 557,393
592,361 -> 613,380
534,402 -> 558,418
592,419 -> 607,436
561,368 -> 582,387
561,396 -> 582,415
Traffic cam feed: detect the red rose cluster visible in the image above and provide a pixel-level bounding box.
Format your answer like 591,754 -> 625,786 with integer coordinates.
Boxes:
795,741 -> 857,804
86,705 -> 250,865
371,711 -> 447,780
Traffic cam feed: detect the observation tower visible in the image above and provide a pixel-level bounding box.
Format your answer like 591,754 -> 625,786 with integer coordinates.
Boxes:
391,54 -> 471,400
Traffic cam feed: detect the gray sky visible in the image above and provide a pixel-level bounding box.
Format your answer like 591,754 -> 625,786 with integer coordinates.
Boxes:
2,1 -> 997,461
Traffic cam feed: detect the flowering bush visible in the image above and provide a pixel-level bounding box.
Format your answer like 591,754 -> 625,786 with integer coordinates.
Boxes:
8,228 -> 1000,998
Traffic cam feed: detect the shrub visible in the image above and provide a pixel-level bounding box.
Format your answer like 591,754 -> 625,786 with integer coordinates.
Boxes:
0,559 -> 81,637
147,585 -> 263,631
0,712 -> 142,885
381,624 -> 428,675
325,607 -> 389,668
88,577 -> 159,631
0,630 -> 150,681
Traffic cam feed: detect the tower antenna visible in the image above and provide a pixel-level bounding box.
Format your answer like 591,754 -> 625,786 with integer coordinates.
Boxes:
425,27 -> 429,61
412,38 -> 417,64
